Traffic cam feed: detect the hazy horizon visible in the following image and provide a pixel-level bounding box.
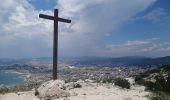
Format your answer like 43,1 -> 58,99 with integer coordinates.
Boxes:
1,55 -> 170,59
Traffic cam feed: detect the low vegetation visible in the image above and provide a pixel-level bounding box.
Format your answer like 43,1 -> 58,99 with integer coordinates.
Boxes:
0,85 -> 30,94
94,77 -> 131,89
114,78 -> 130,89
151,95 -> 165,100
101,77 -> 114,83
135,65 -> 170,100
73,83 -> 82,88
135,65 -> 170,93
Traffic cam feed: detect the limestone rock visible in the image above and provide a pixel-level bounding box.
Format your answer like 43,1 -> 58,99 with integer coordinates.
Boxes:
37,80 -> 70,99
65,82 -> 82,90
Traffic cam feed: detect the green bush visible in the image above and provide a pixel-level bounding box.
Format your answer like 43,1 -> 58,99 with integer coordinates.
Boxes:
135,75 -> 142,82
102,78 -> 114,83
114,78 -> 130,89
34,89 -> 39,96
138,74 -> 170,93
154,74 -> 166,91
134,75 -> 146,85
151,96 -> 165,100
73,83 -> 82,88
144,81 -> 156,91
161,65 -> 170,72
165,74 -> 170,93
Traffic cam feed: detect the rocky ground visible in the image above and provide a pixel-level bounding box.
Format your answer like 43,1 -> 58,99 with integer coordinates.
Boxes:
0,78 -> 150,100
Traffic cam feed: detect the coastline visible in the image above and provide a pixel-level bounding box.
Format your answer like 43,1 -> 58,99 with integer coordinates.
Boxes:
2,70 -> 30,78
0,70 -> 31,86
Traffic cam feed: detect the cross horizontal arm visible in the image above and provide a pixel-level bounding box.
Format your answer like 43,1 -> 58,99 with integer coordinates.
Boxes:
58,17 -> 71,23
39,14 -> 54,20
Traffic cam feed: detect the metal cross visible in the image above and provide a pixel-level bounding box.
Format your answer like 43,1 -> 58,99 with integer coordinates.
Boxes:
39,9 -> 71,80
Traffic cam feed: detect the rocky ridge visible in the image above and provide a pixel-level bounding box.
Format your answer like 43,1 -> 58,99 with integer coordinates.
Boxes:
0,78 -> 150,100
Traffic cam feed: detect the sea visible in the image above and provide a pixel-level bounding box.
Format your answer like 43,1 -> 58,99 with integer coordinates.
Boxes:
0,70 -> 25,86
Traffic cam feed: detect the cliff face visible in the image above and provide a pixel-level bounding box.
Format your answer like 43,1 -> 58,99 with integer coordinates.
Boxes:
0,79 -> 150,100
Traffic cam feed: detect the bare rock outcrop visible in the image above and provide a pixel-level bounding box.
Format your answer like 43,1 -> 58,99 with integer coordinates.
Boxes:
36,80 -> 70,99
0,79 -> 150,100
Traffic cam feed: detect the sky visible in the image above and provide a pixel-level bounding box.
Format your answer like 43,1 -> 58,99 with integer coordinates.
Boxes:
0,0 -> 170,58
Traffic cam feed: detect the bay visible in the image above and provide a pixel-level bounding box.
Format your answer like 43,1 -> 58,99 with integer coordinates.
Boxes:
0,70 -> 25,86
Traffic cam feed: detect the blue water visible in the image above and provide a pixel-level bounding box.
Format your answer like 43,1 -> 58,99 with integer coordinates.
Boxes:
0,71 -> 25,86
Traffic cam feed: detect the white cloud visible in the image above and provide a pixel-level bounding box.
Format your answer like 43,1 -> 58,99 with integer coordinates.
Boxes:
126,40 -> 151,46
0,0 -> 54,58
135,8 -> 170,26
58,0 -> 156,34
57,0 -> 157,56
140,42 -> 170,52
100,37 -> 170,57
125,38 -> 159,46
103,38 -> 154,55
0,0 -> 158,58
97,37 -> 170,57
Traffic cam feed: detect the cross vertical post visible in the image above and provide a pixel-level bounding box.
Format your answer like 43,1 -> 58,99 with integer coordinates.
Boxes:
39,9 -> 71,80
53,9 -> 58,80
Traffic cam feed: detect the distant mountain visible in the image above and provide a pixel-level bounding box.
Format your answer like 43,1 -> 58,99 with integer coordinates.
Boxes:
59,56 -> 170,67
0,57 -> 52,66
0,56 -> 170,67
0,58 -> 25,65
59,56 -> 148,66
130,56 -> 170,66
